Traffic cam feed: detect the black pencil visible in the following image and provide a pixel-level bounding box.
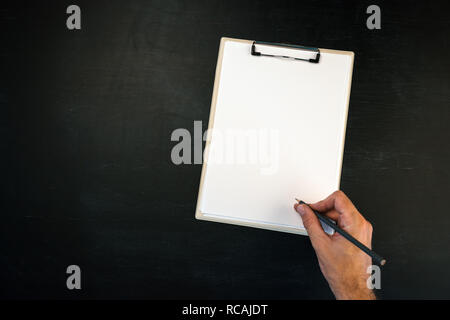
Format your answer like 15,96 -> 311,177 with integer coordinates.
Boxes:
296,199 -> 386,266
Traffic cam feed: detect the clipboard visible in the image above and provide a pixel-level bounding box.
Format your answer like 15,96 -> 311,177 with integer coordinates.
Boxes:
195,37 -> 354,236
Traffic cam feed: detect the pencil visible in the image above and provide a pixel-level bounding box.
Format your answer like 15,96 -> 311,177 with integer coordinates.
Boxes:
296,199 -> 386,266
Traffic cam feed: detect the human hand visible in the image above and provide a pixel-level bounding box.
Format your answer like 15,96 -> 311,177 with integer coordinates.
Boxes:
294,191 -> 375,300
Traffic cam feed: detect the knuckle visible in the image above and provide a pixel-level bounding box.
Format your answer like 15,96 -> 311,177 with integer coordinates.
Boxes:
365,221 -> 373,232
302,214 -> 316,229
302,215 -> 312,226
334,190 -> 345,199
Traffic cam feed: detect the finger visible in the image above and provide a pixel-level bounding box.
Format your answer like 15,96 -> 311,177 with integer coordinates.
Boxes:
310,190 -> 355,216
323,209 -> 340,221
295,203 -> 329,247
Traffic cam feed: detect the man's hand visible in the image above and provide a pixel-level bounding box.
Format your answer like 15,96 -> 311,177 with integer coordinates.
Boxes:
294,190 -> 375,300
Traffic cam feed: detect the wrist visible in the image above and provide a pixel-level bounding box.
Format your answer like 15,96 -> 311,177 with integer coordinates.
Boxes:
329,275 -> 376,300
333,286 -> 376,300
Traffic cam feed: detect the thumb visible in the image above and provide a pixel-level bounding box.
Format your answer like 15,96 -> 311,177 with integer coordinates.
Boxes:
295,203 -> 329,246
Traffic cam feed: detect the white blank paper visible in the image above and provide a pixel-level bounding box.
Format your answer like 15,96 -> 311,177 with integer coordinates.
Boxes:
196,38 -> 354,235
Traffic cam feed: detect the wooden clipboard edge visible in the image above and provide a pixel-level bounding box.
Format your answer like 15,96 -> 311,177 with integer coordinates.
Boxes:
333,50 -> 354,190
194,37 -> 354,237
194,37 -> 230,220
200,213 -> 309,236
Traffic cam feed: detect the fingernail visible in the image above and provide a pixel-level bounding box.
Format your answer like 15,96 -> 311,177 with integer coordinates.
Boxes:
296,204 -> 305,216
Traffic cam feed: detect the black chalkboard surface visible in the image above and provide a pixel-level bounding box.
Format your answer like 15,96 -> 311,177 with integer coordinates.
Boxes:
1,0 -> 450,299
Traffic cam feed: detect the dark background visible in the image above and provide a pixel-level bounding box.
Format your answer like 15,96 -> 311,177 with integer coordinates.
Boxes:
1,0 -> 449,299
